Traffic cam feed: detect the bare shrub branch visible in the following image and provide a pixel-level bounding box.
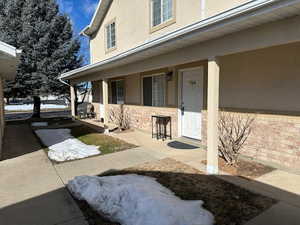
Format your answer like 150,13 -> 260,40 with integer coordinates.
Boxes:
218,111 -> 255,165
109,105 -> 131,130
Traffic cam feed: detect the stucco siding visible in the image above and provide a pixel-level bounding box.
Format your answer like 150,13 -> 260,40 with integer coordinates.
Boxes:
220,42 -> 300,112
125,74 -> 141,105
205,0 -> 250,18
91,0 -> 201,63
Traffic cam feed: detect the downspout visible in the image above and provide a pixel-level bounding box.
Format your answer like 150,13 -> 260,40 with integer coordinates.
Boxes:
201,0 -> 206,20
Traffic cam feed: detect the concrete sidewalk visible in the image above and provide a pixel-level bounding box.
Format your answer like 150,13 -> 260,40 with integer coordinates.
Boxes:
106,129 -> 300,225
2,120 -> 300,225
54,147 -> 165,184
0,150 -> 88,225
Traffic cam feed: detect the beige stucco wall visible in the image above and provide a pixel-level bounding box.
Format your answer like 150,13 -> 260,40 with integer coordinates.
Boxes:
90,0 -> 248,63
219,42 -> 300,112
124,73 -> 141,105
205,0 -> 249,18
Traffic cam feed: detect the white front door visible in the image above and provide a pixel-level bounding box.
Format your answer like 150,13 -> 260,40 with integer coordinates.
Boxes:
181,67 -> 204,140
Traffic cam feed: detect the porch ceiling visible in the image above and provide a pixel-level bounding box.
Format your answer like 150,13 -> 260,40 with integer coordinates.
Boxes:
60,0 -> 300,82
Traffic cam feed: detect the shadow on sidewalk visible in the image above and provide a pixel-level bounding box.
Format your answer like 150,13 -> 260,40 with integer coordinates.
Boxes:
1,171 -> 297,225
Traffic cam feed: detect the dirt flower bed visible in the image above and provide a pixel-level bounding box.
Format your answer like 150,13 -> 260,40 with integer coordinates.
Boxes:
72,158 -> 277,225
202,158 -> 275,179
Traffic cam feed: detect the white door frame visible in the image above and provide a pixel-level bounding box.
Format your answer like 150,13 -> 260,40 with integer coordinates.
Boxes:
177,66 -> 204,139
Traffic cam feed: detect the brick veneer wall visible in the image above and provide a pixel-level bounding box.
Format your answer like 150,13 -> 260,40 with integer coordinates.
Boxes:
201,111 -> 300,172
108,104 -> 178,137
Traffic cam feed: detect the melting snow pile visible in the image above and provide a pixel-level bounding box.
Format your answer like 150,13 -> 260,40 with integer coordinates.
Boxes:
5,104 -> 67,111
68,174 -> 215,225
35,129 -> 100,162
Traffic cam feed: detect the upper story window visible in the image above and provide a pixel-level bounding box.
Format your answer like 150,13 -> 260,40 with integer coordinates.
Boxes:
151,0 -> 174,28
106,21 -> 116,51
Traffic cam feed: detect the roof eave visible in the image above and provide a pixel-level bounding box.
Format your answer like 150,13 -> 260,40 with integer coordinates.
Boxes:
81,0 -> 113,37
60,0 -> 298,81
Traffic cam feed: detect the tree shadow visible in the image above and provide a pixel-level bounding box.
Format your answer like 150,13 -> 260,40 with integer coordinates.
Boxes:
1,170 -> 300,225
73,168 -> 300,225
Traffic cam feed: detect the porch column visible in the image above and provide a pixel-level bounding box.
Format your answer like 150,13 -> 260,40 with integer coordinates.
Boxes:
70,85 -> 76,119
207,57 -> 220,174
102,79 -> 109,126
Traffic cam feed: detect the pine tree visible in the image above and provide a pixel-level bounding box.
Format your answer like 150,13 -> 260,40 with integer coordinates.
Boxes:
0,0 -> 82,117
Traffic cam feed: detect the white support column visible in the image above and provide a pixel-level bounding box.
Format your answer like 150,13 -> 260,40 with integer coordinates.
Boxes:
102,79 -> 109,126
70,85 -> 76,119
207,57 -> 220,174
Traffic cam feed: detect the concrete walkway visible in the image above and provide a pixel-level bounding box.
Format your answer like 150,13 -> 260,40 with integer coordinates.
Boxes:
2,120 -> 300,225
107,129 -> 300,225
54,147 -> 165,184
0,122 -> 88,225
0,151 -> 88,225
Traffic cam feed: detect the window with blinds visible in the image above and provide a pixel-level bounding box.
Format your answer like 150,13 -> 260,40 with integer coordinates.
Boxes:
106,22 -> 116,50
152,0 -> 173,27
143,75 -> 166,107
111,80 -> 124,104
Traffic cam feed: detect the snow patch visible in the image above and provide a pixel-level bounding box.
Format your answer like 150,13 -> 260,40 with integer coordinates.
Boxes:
35,129 -> 101,162
68,175 -> 215,225
5,104 -> 67,111
32,122 -> 48,127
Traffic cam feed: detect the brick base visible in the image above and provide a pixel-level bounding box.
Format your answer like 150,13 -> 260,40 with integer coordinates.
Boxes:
108,104 -> 178,137
202,111 -> 300,172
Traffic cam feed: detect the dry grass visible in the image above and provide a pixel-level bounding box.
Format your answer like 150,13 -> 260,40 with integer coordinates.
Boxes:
70,125 -> 137,155
73,158 -> 277,225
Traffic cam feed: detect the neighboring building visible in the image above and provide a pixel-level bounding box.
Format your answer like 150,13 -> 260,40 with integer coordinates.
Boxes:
60,0 -> 300,174
0,41 -> 20,155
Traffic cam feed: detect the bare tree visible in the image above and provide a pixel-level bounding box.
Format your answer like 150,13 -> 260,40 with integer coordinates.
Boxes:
218,111 -> 255,165
109,104 -> 131,131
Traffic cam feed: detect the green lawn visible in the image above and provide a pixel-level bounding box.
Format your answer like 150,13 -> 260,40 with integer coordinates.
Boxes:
70,125 -> 137,155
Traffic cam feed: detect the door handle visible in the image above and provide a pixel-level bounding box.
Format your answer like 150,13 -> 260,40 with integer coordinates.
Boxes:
181,103 -> 185,115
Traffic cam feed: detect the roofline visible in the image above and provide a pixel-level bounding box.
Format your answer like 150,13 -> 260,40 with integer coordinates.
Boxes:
0,41 -> 22,58
60,0 -> 292,80
81,0 -> 113,36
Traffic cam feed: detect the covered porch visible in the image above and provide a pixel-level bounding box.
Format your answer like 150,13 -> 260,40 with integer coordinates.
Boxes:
62,1 -> 300,174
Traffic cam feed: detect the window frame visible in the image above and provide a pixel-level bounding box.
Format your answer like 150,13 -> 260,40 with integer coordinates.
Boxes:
110,79 -> 125,105
142,73 -> 167,107
150,0 -> 176,33
105,19 -> 117,53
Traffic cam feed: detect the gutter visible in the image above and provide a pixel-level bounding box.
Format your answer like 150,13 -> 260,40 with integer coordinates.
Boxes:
60,0 -> 290,80
0,41 -> 22,58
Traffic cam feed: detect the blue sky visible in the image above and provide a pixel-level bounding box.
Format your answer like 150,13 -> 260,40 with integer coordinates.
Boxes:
57,0 -> 100,64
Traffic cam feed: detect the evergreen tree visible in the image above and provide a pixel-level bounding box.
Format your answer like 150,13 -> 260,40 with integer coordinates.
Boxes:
0,0 -> 82,117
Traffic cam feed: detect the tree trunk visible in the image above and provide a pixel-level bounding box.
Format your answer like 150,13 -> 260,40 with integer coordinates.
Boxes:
32,96 -> 41,118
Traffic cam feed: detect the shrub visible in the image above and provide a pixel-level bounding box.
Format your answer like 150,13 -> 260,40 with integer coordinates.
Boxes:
109,104 -> 130,130
218,111 -> 255,165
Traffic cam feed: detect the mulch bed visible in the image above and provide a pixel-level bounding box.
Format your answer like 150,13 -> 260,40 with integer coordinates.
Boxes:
202,158 -> 275,179
71,158 -> 277,225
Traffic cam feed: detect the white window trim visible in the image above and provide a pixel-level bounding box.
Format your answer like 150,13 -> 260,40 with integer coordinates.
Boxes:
142,73 -> 167,107
150,0 -> 176,33
105,19 -> 117,53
